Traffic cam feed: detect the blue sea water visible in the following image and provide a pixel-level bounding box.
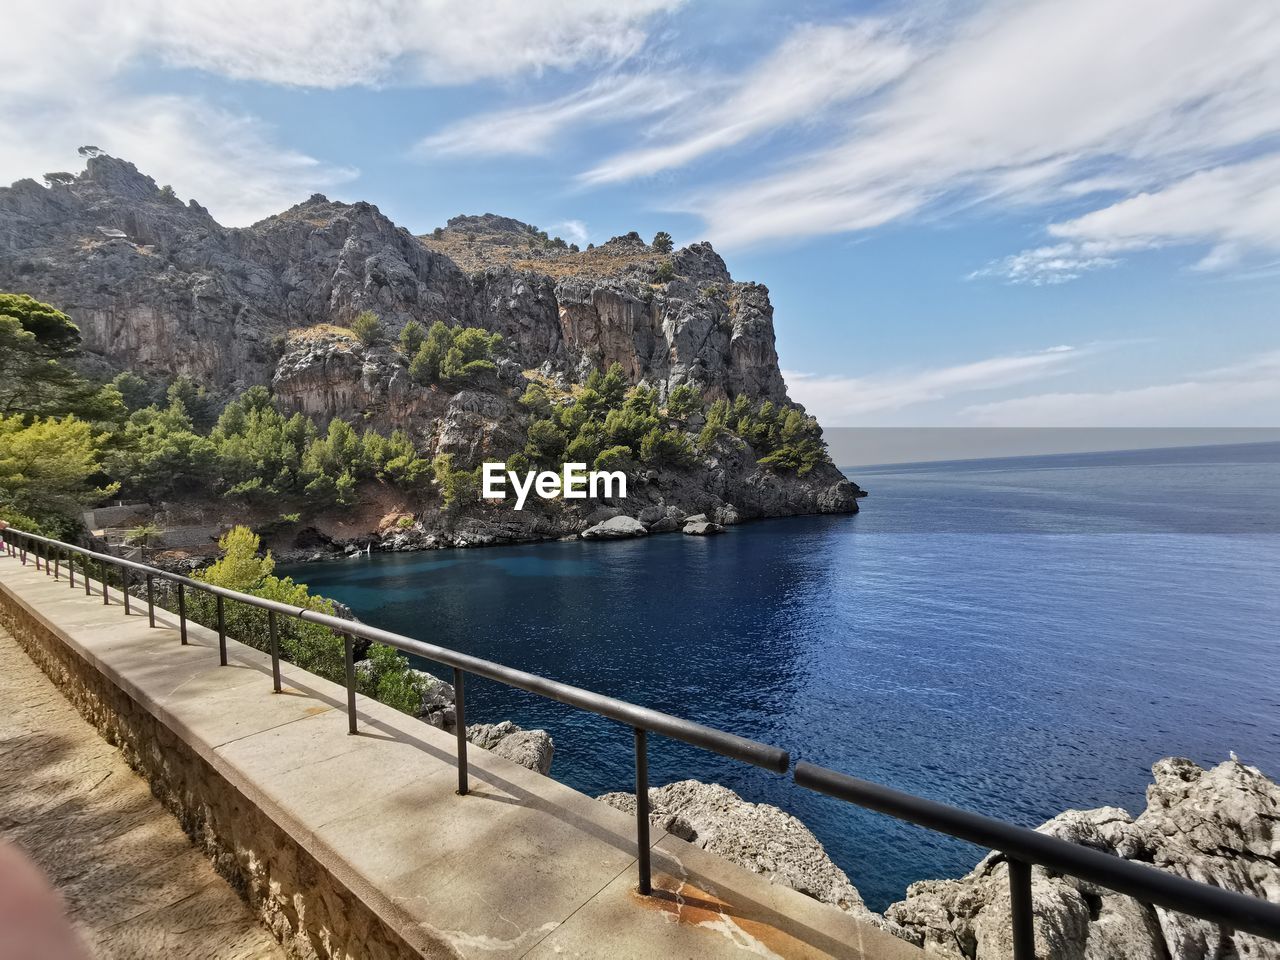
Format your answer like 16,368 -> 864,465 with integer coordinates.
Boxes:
281,442 -> 1280,911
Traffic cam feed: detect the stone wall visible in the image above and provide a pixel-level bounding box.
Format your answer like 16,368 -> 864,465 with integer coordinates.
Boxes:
0,593 -> 421,960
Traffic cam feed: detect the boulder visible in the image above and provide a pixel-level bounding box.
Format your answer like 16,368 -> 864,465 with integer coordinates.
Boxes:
647,516 -> 681,534
466,721 -> 554,775
409,669 -> 455,729
886,757 -> 1280,960
598,780 -> 900,936
714,503 -> 741,525
683,520 -> 724,536
581,515 -> 648,540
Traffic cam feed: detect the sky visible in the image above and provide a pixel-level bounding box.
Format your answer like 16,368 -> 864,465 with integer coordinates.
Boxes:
4,0 -> 1279,431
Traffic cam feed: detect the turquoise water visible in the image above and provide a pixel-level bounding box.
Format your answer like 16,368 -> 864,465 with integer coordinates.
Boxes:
282,442 -> 1280,910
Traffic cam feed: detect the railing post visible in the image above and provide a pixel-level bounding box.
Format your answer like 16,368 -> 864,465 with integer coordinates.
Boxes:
177,582 -> 188,644
68,550 -> 75,588
216,594 -> 227,666
122,567 -> 131,615
34,542 -> 42,572
1009,857 -> 1036,960
53,550 -> 59,580
453,668 -> 468,796
634,727 -> 652,895
344,633 -> 357,734
268,611 -> 281,693
83,556 -> 91,595
101,559 -> 109,604
146,575 -> 155,627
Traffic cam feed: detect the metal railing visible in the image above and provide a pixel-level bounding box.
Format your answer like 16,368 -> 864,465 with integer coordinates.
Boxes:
0,527 -> 787,895
793,764 -> 1280,956
3,526 -> 1280,956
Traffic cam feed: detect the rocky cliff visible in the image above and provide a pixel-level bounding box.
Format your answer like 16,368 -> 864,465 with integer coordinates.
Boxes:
886,757 -> 1280,960
0,156 -> 791,405
0,155 -> 862,550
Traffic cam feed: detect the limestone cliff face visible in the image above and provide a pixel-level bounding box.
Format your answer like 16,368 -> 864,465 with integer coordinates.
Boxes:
1,155 -> 862,547
0,159 -> 793,407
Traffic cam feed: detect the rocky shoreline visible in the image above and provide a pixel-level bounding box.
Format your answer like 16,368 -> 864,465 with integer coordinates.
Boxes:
598,759 -> 1280,960
389,658 -> 1280,959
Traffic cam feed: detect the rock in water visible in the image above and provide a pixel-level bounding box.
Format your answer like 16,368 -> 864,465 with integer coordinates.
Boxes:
682,520 -> 724,535
598,780 -> 902,936
885,757 -> 1280,959
581,515 -> 647,539
466,721 -> 554,776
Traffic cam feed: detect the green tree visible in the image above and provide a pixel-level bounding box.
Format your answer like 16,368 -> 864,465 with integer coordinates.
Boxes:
639,427 -> 695,468
652,231 -> 673,253
519,383 -> 552,419
0,415 -> 118,526
398,319 -> 425,356
599,363 -> 628,407
666,384 -> 701,421
432,454 -> 480,507
593,445 -> 633,472
525,419 -> 568,464
167,375 -> 219,431
441,327 -> 501,383
106,399 -> 217,499
0,293 -> 113,418
111,371 -> 160,412
565,422 -> 606,464
654,260 -> 675,282
409,321 -> 453,384
351,310 -> 385,346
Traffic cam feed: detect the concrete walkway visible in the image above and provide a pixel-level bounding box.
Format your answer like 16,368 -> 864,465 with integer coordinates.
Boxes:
0,623 -> 286,959
0,555 -> 922,959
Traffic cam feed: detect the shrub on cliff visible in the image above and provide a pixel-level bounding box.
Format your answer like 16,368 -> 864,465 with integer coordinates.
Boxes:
640,427 -> 695,469
666,384 -> 702,421
432,454 -> 481,508
351,309 -> 385,346
593,445 -> 633,472
525,418 -> 568,464
409,321 -> 503,386
398,319 -> 425,356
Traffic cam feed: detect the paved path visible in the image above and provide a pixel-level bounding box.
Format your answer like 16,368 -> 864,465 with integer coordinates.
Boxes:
0,624 -> 284,960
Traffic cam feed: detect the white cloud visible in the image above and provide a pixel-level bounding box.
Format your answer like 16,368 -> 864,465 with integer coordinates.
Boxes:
416,75 -> 688,158
686,0 -> 1280,258
967,239 -> 1145,285
0,90 -> 356,226
785,345 -> 1081,425
960,352 -> 1280,426
973,154 -> 1280,282
2,0 -> 679,224
578,20 -> 915,185
9,0 -> 682,91
551,220 -> 590,245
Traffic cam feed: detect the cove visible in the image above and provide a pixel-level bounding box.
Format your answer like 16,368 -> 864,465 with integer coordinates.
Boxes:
282,441 -> 1280,911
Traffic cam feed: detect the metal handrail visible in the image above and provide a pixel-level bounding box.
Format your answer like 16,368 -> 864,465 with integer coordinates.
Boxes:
0,527 -> 788,895
6,526 -> 1280,952
794,761 -> 1280,957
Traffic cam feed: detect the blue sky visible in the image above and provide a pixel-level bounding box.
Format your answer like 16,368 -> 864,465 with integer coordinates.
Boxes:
4,0 -> 1279,428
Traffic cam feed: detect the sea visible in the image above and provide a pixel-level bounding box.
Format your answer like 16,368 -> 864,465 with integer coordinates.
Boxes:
280,441 -> 1280,911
